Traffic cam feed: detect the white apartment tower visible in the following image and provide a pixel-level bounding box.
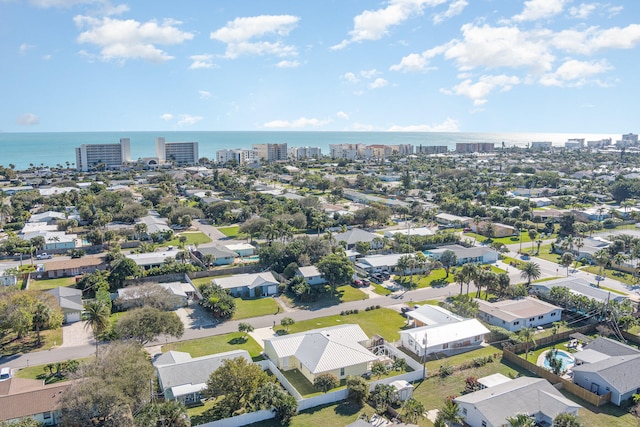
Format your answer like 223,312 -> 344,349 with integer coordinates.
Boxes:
216,148 -> 257,165
75,138 -> 131,171
156,137 -> 199,165
288,146 -> 322,160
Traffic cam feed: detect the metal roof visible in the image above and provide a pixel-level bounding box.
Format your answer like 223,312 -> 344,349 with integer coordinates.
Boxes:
213,272 -> 279,290
400,319 -> 490,348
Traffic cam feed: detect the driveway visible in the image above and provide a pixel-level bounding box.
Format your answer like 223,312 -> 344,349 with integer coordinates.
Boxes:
61,321 -> 93,348
176,304 -> 218,329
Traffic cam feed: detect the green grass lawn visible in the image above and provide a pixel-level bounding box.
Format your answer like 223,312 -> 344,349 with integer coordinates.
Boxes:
28,277 -> 76,291
281,369 -> 327,397
233,297 -> 280,320
166,232 -> 212,247
273,308 -> 406,342
190,276 -> 215,288
161,332 -> 263,359
409,268 -> 455,289
251,401 -> 372,427
582,266 -> 636,286
217,225 -> 240,238
371,282 -> 392,296
16,356 -> 91,383
0,327 -> 63,355
336,285 -> 368,302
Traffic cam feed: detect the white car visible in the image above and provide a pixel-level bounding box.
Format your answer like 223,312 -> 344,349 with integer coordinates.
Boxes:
0,367 -> 11,382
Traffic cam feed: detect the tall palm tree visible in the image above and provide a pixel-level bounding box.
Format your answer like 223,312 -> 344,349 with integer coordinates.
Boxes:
520,262 -> 541,287
84,300 -> 110,358
518,327 -> 536,360
593,249 -> 610,286
461,262 -> 478,295
528,229 -> 537,253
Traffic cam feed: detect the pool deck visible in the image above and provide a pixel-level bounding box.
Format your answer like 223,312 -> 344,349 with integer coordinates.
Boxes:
536,349 -> 576,373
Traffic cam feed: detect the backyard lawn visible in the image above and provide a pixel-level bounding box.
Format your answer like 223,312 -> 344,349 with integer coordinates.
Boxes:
273,308 -> 406,342
28,277 -> 76,291
161,332 -> 263,359
0,327 -> 63,355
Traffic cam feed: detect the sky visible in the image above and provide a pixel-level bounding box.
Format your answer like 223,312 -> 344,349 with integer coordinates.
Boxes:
2,0 -> 640,134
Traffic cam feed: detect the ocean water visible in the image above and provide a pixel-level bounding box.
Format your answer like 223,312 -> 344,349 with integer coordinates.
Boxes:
0,131 -> 621,171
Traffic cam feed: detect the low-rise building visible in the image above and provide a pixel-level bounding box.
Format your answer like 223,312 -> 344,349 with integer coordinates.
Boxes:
531,277 -> 627,305
425,244 -> 499,265
295,266 -> 327,286
212,272 -> 280,298
476,297 -> 562,332
47,287 -> 83,323
400,319 -> 489,356
0,377 -> 71,426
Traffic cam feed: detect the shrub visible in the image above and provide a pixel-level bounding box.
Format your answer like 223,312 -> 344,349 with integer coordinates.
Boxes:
314,373 -> 338,393
438,365 -> 453,378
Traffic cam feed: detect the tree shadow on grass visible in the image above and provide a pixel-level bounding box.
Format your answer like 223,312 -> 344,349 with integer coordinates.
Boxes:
228,337 -> 248,345
334,401 -> 363,417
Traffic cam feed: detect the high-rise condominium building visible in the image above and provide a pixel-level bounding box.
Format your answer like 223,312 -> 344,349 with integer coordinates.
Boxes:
252,143 -> 288,162
156,137 -> 199,165
216,148 -> 258,165
75,138 -> 131,171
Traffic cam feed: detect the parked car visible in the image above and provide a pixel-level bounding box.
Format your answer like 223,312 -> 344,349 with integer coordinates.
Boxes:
36,253 -> 52,260
352,279 -> 363,287
0,367 -> 11,382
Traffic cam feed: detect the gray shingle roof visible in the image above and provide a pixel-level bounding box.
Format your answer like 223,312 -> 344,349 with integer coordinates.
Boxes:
573,354 -> 640,394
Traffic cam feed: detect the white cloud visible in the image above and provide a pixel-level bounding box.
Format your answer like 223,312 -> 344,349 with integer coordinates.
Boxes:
177,114 -> 203,127
160,113 -> 174,121
569,3 -> 598,19
73,16 -> 193,63
341,72 -> 360,83
539,59 -> 612,86
369,77 -> 388,89
189,54 -> 215,69
198,90 -> 212,99
19,43 -> 34,55
336,111 -> 349,120
433,0 -> 467,25
360,69 -> 379,79
276,60 -> 300,68
445,74 -> 520,105
210,15 -> 299,59
16,113 -> 40,126
42,54 -> 52,60
331,0 -> 448,50
512,0 -> 570,22
552,24 -> 640,55
390,52 -> 430,72
387,118 -> 459,131
263,117 -> 330,129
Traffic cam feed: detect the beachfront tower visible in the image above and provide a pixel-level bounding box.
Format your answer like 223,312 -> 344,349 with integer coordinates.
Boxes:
156,137 -> 199,165
75,138 -> 131,171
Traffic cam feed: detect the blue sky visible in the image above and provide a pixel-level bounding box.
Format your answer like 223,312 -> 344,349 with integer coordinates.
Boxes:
2,0 -> 640,133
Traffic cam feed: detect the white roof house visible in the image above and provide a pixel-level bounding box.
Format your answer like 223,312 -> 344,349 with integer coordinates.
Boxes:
400,319 -> 490,357
333,228 -> 383,249
531,277 -> 627,304
454,377 -> 581,427
126,250 -> 184,268
295,265 -> 327,286
384,227 -> 435,239
264,324 -> 377,383
406,304 -> 464,327
154,350 -> 251,403
477,297 -> 563,332
425,244 -> 499,265
356,253 -> 406,273
212,272 -> 279,298
224,243 -> 256,257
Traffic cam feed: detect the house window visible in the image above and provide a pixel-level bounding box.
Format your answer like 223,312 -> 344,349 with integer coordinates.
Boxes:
482,421 -> 487,427
538,315 -> 544,319
475,336 -> 480,341
551,312 -> 556,316
443,343 -> 449,349
529,317 -> 535,321
514,321 -> 519,325
43,412 -> 51,419
463,408 -> 467,415
408,339 -> 414,346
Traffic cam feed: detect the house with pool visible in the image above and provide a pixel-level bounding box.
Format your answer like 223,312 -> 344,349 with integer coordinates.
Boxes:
476,297 -> 562,332
572,337 -> 640,406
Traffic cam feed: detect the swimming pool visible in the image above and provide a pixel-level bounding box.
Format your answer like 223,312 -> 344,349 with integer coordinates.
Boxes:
543,349 -> 575,372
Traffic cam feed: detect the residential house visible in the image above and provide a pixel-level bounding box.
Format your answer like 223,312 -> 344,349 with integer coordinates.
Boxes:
263,324 -> 378,383
356,253 -> 406,274
531,277 -> 627,305
126,250 -> 184,269
570,237 -> 611,263
476,297 -> 563,332
137,211 -> 171,236
42,256 -> 106,279
295,266 -> 327,286
424,244 -> 499,265
454,377 -> 581,427
406,304 -> 464,328
212,272 -> 280,298
384,226 -> 435,239
435,213 -> 472,226
116,281 -> 195,309
469,221 -> 516,238
572,337 -> 640,406
224,243 -> 256,257
47,287 -> 83,323
333,228 -> 384,250
0,377 -> 71,426
28,211 -> 66,224
194,246 -> 237,266
400,319 -> 489,356
154,350 -> 252,403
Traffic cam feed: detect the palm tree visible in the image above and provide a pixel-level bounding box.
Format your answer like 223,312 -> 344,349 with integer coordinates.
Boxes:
593,249 -> 610,286
438,399 -> 463,426
454,269 -> 465,296
528,228 -> 537,253
520,261 -> 541,287
505,413 -> 536,427
84,299 -> 110,358
518,327 -> 536,360
461,262 -> 478,295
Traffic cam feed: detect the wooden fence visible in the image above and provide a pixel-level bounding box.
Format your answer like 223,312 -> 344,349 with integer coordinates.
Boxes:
502,349 -> 611,406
